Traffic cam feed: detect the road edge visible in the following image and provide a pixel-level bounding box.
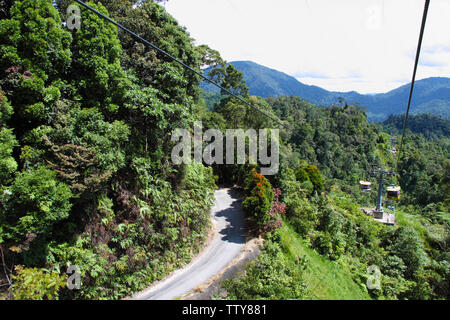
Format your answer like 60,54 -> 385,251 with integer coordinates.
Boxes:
123,193 -> 218,300
180,237 -> 264,300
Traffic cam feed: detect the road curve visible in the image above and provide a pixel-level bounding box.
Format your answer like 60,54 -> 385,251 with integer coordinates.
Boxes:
131,188 -> 245,300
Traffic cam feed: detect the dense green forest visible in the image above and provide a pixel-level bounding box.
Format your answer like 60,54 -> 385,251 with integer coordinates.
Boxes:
0,0 -> 218,299
383,113 -> 450,140
223,96 -> 449,300
0,0 -> 448,300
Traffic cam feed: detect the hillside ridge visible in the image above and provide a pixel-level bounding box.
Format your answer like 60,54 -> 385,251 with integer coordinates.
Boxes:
201,60 -> 450,121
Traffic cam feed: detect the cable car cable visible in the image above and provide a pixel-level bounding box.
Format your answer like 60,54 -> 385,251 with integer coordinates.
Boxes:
73,0 -> 290,130
395,0 -> 430,173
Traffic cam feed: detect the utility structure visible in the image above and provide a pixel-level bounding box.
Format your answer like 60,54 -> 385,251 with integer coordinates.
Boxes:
360,166 -> 398,225
370,167 -> 395,218
389,136 -> 398,155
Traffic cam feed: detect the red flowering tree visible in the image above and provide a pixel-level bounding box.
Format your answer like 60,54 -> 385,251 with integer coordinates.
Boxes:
243,169 -> 286,234
265,188 -> 286,232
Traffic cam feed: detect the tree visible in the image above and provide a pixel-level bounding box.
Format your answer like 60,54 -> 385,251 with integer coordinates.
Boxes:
305,165 -> 324,193
2,166 -> 72,242
243,168 -> 274,232
0,91 -> 17,186
213,64 -> 250,128
0,128 -> 17,186
196,44 -> 225,69
7,265 -> 67,300
295,166 -> 310,184
94,0 -> 202,104
0,0 -> 72,136
389,226 -> 428,279
68,1 -> 129,114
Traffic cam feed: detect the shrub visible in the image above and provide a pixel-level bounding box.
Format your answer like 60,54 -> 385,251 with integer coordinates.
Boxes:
222,240 -> 306,299
0,128 -> 18,185
8,265 -> 67,300
388,226 -> 429,279
295,166 -> 310,183
3,166 -> 72,241
286,195 -> 319,237
305,164 -> 324,193
242,169 -> 274,231
264,188 -> 286,233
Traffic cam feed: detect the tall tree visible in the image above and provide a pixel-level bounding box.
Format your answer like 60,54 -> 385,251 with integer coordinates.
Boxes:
0,0 -> 72,134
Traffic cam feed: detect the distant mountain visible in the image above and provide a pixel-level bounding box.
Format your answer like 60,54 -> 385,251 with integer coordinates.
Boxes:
201,61 -> 450,121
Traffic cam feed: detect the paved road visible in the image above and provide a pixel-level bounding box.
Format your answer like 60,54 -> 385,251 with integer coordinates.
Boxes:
132,188 -> 245,300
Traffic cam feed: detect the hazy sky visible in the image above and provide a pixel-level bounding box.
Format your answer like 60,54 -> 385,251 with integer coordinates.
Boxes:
164,0 -> 450,94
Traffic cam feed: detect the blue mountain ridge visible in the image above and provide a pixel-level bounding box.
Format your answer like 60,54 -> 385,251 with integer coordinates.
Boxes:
201,60 -> 450,121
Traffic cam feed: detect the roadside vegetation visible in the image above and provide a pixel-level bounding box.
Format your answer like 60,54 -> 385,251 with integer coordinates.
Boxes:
0,0 -> 448,300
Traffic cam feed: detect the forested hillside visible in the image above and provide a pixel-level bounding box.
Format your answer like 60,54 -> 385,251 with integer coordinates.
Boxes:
383,113 -> 450,140
0,0 -> 217,299
222,96 -> 449,300
202,61 -> 450,121
0,0 -> 448,301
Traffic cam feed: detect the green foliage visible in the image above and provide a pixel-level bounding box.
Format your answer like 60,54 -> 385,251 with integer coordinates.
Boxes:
285,193 -> 319,238
201,58 -> 448,301
278,223 -> 372,300
223,240 -> 307,300
397,135 -> 448,206
268,96 -> 378,185
43,163 -> 216,299
280,174 -> 449,300
242,169 -> 274,231
0,128 -> 18,185
383,113 -> 450,141
388,226 -> 429,279
0,0 -> 221,300
69,1 -> 129,112
304,164 -> 324,193
212,64 -> 251,129
0,0 -> 13,20
304,165 -> 322,192
0,0 -> 72,129
88,0 -> 202,104
203,61 -> 450,120
295,166 -> 309,183
210,69 -> 448,300
0,0 -> 72,80
0,0 -> 447,301
8,265 -> 67,300
0,89 -> 13,124
2,166 -> 72,241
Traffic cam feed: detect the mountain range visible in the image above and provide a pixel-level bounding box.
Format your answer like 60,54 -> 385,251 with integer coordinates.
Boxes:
201,61 -> 450,121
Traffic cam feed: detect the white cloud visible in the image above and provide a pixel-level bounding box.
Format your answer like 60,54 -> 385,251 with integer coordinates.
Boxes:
165,0 -> 450,94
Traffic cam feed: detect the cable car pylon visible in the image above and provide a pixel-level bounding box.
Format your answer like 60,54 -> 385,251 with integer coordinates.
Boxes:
359,165 -> 399,225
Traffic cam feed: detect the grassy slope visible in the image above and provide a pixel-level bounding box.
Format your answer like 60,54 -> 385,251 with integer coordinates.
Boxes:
395,209 -> 428,237
279,222 -> 372,300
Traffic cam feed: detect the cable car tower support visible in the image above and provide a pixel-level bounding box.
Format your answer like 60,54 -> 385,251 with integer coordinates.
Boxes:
366,166 -> 396,223
372,168 -> 394,213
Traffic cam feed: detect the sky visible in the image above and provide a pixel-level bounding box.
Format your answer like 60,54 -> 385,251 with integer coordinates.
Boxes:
163,0 -> 450,94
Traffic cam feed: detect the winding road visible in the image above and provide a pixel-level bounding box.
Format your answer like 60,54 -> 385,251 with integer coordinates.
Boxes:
131,188 -> 245,300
